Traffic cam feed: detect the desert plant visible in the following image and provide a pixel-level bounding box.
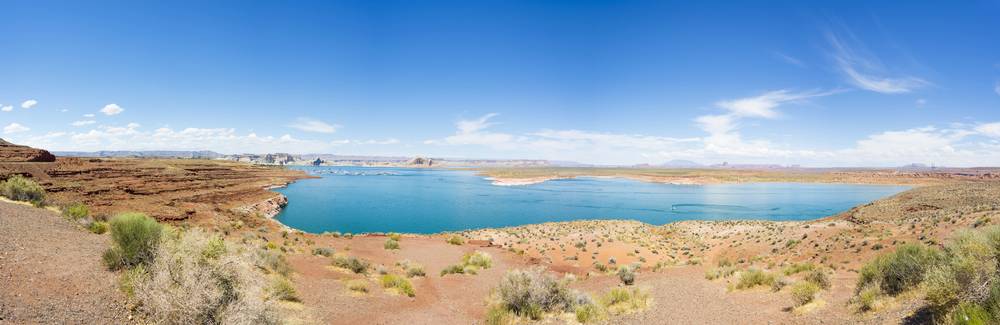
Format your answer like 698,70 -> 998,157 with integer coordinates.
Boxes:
494,268 -> 579,318
857,244 -> 941,296
88,221 -> 109,234
804,268 -> 831,289
332,255 -> 370,274
617,265 -> 636,285
736,269 -> 777,289
575,303 -> 604,323
132,229 -> 279,324
446,235 -> 465,245
256,249 -> 293,277
388,233 -> 402,241
854,283 -> 881,312
462,251 -> 493,269
384,238 -> 400,250
485,304 -> 514,325
346,279 -> 368,293
268,276 -> 299,302
599,287 -> 650,315
380,274 -> 415,297
924,226 -> 1000,322
782,262 -> 815,276
63,202 -> 90,220
103,212 -> 163,270
440,264 -> 465,276
311,247 -> 335,257
0,175 -> 45,205
791,281 -> 820,306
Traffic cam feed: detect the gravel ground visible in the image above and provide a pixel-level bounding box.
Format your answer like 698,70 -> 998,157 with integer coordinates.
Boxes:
0,200 -> 130,324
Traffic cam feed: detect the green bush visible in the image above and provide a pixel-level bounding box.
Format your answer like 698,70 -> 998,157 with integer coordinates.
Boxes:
857,244 -> 941,296
380,274 -> 415,297
924,226 -> 1000,322
575,303 -> 604,323
0,175 -> 45,205
782,262 -> 815,276
599,287 -> 650,315
63,203 -> 90,220
88,221 -> 109,234
440,264 -> 465,276
791,281 -> 820,306
332,255 -> 370,274
855,283 -> 881,312
735,269 -> 777,289
485,304 -> 514,325
103,213 -> 163,270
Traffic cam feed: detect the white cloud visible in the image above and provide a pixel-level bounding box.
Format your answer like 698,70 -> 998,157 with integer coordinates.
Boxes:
287,118 -> 339,133
60,109 -> 69,112
3,123 -> 30,134
71,120 -> 97,127
1,105 -> 12,112
976,122 -> 1000,138
21,100 -> 37,109
100,103 -> 124,115
83,113 -> 95,118
826,31 -> 927,94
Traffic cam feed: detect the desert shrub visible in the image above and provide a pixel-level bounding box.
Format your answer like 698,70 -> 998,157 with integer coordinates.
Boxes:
88,221 -> 109,234
396,260 -> 426,278
485,304 -> 514,325
736,269 -> 777,289
268,276 -> 299,302
575,303 -> 604,323
311,247 -> 335,257
119,264 -> 147,299
384,238 -> 400,250
617,265 -> 636,285
0,175 -> 45,205
63,202 -> 90,220
855,283 -> 881,312
599,287 -> 650,315
705,266 -> 738,280
857,244 -> 941,296
494,268 -> 579,318
380,274 -> 415,297
388,233 -> 402,241
446,235 -> 465,245
132,229 -> 279,324
804,268 -> 831,289
103,213 -> 163,270
783,262 -> 815,276
440,264 -> 465,276
332,255 -> 370,274
256,249 -> 292,277
442,251 -> 492,276
924,226 -> 1000,322
791,281 -> 820,306
346,279 -> 368,293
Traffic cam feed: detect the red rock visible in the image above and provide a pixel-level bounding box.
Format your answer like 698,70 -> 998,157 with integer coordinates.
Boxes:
0,139 -> 56,162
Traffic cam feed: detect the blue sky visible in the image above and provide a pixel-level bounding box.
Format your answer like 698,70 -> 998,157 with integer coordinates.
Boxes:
2,0 -> 1000,166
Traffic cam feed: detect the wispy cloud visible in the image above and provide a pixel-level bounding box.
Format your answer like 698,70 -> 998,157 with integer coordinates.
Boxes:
71,120 -> 97,127
287,117 -> 339,134
21,99 -> 37,109
1,105 -> 12,112
773,52 -> 805,67
3,123 -> 30,134
826,30 -> 927,94
100,103 -> 124,115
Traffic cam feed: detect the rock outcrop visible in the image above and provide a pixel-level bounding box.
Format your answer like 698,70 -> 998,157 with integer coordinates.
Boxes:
0,139 -> 56,162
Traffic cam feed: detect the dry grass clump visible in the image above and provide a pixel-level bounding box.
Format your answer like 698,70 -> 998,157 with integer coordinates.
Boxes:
856,244 -> 941,296
346,279 -> 368,293
396,260 -> 426,277
790,281 -> 820,306
599,287 -> 650,316
131,229 -> 279,324
782,262 -> 816,276
311,247 -> 335,257
441,251 -> 492,276
62,202 -> 90,220
489,268 -> 584,320
268,276 -> 299,302
617,265 -> 637,285
380,274 -> 416,297
384,238 -> 401,250
331,254 -> 371,274
446,235 -> 465,245
735,269 -> 778,290
0,175 -> 46,206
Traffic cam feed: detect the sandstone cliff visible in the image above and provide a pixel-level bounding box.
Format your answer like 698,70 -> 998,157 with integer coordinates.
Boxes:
0,139 -> 56,162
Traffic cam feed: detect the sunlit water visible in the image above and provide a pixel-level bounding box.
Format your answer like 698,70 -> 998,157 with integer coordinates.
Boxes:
274,167 -> 909,234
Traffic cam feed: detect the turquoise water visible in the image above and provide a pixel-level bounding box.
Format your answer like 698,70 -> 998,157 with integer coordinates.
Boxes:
273,167 -> 909,234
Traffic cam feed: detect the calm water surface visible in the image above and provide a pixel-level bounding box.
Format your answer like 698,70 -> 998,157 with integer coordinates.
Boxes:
274,167 -> 909,234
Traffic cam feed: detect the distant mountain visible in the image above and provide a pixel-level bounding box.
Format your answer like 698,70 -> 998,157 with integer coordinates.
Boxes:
55,150 -> 223,159
659,160 -> 704,168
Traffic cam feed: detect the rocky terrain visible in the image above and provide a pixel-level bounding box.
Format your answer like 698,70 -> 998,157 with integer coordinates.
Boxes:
0,139 -> 55,162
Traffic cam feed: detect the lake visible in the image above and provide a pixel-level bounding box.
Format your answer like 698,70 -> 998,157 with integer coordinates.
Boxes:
273,167 -> 909,234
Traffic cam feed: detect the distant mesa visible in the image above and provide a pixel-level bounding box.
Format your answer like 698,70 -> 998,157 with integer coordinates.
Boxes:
407,157 -> 433,166
0,139 -> 56,162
